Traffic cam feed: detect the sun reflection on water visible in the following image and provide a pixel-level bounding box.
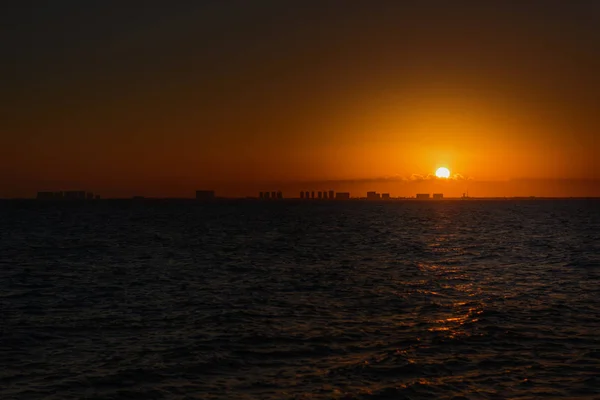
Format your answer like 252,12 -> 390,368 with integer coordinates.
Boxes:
415,261 -> 484,339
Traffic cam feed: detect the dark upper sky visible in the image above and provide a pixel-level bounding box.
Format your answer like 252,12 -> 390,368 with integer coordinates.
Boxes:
1,1 -> 599,197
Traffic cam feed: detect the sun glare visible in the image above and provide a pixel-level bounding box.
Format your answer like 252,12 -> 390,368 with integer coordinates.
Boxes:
435,167 -> 450,179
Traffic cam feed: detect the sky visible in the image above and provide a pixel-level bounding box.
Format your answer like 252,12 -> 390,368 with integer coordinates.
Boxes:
1,1 -> 599,198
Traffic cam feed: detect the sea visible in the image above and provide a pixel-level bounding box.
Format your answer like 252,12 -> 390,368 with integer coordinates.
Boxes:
1,199 -> 599,399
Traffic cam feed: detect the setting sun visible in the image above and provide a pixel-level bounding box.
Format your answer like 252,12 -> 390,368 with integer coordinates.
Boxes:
435,167 -> 450,179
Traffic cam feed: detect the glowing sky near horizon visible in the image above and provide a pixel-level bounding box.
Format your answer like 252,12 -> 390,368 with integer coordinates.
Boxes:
1,1 -> 599,197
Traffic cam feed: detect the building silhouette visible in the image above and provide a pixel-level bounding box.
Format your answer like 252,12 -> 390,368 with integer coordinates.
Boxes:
64,191 -> 86,200
300,190 -> 338,199
196,190 -> 215,200
367,191 -> 381,200
38,191 -> 97,200
335,192 -> 350,200
433,193 -> 444,200
258,190 -> 283,200
382,193 -> 390,200
47,191 -> 84,200
416,193 -> 430,200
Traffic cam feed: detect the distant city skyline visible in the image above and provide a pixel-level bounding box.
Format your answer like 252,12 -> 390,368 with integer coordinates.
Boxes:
25,176 -> 600,201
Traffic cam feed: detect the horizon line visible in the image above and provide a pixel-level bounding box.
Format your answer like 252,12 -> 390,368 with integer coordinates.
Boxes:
6,196 -> 600,201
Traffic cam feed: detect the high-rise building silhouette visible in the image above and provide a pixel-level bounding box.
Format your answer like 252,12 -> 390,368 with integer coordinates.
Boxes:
382,193 -> 390,200
433,193 -> 444,199
416,193 -> 430,200
311,191 -> 315,199
300,191 -> 305,199
335,192 -> 350,200
329,190 -> 334,200
367,191 -> 381,200
277,191 -> 283,199
271,191 -> 276,199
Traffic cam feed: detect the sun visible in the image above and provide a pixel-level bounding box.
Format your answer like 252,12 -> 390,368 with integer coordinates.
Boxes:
435,167 -> 450,179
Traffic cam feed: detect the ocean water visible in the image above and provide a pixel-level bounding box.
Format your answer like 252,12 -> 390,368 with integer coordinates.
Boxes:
1,199 -> 599,399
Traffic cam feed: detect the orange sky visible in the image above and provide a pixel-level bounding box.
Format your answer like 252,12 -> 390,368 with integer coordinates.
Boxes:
1,2 -> 598,198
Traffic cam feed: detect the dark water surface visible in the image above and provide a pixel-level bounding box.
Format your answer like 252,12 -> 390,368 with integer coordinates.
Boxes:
1,200 -> 599,399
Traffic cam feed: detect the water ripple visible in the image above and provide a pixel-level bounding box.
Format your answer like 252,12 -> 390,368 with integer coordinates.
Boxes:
1,199 -> 599,399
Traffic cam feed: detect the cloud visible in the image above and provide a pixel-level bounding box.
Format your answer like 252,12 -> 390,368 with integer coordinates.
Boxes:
451,173 -> 473,181
409,173 -> 473,183
286,172 -> 474,186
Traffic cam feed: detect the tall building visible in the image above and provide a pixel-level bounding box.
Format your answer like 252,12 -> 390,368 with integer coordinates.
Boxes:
433,193 -> 444,200
271,191 -> 276,199
264,192 -> 270,199
277,191 -> 283,199
367,191 -> 381,200
196,190 -> 215,201
382,193 -> 390,200
416,193 -> 430,200
335,192 -> 350,200
300,191 -> 305,199
259,192 -> 264,199
311,191 -> 315,199
318,191 -> 322,199
329,190 -> 334,200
